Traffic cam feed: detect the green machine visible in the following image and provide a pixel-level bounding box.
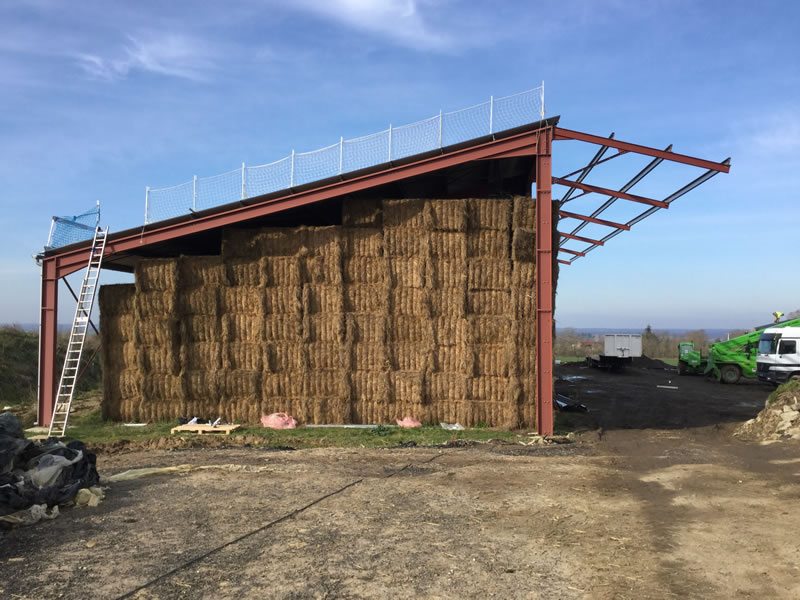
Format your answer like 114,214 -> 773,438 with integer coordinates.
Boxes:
678,317 -> 800,384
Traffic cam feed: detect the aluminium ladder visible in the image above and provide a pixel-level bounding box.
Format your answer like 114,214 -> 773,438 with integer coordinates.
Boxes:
48,227 -> 108,437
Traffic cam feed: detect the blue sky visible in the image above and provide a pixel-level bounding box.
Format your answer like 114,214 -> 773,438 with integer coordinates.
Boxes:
1,0 -> 798,329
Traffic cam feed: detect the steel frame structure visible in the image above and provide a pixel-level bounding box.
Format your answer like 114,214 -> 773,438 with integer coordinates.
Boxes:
36,119 -> 730,436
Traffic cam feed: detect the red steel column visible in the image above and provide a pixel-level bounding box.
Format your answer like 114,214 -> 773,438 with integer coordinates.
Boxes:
535,128 -> 554,436
38,258 -> 59,427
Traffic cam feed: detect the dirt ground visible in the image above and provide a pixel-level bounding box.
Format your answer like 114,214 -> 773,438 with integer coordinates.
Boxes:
3,364 -> 800,599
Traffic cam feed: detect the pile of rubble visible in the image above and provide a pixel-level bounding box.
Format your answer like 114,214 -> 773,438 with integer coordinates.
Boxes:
736,382 -> 800,441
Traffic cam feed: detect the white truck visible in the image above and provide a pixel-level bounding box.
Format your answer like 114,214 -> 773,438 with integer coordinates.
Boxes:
756,326 -> 800,385
587,334 -> 642,370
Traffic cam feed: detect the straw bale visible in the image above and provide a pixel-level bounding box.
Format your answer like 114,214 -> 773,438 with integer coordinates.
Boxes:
135,259 -> 178,292
382,198 -> 426,229
345,285 -> 387,313
139,345 -> 179,374
474,344 -> 509,376
428,259 -> 467,288
514,289 -> 536,320
390,315 -> 431,342
343,228 -> 383,257
264,257 -> 302,287
304,314 -> 345,343
390,288 -> 428,316
467,229 -> 508,258
222,313 -> 264,342
222,229 -> 260,259
428,372 -> 468,401
388,257 -> 424,288
226,257 -> 265,287
392,343 -> 429,372
512,262 -> 535,288
306,341 -> 348,370
342,198 -> 382,228
468,290 -> 511,315
515,324 -> 536,347
118,369 -> 142,398
343,257 -> 388,285
304,284 -> 343,314
467,259 -> 512,290
303,369 -> 348,398
136,317 -> 178,345
225,342 -> 264,371
303,255 -> 343,285
467,199 -> 511,231
512,196 -> 535,230
346,314 -> 387,343
262,371 -> 303,398
428,288 -> 467,318
384,228 -> 426,257
185,371 -> 221,401
184,342 -> 223,370
135,291 -> 176,317
181,315 -> 220,342
470,376 -> 507,401
429,231 -> 466,260
351,371 -> 390,404
350,343 -> 388,371
470,316 -> 512,344
301,226 -> 341,257
222,370 -> 261,398
434,316 -> 468,346
257,228 -> 308,257
120,341 -> 138,369
221,286 -> 265,315
99,284 -> 136,316
265,342 -> 305,372
264,314 -> 302,341
265,286 -> 301,314
516,350 -> 535,377
428,199 -> 467,232
177,256 -> 224,288
144,375 -> 185,402
102,314 -> 136,343
434,345 -> 466,373
512,228 -> 535,262
180,287 -> 219,315
391,371 -> 424,403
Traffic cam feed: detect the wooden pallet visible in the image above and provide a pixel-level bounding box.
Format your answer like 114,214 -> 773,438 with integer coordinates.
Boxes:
170,423 -> 241,436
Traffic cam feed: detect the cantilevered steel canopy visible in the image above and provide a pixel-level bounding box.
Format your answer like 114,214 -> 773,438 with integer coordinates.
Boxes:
36,116 -> 730,435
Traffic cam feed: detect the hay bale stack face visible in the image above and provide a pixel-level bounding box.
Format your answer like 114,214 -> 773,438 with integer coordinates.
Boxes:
99,195 -> 545,428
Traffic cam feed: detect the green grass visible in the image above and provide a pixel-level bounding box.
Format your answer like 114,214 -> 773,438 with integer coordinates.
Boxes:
60,409 -> 528,449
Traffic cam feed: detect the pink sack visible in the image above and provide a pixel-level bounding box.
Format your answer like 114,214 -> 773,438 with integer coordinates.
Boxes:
396,416 -> 422,428
261,412 -> 298,429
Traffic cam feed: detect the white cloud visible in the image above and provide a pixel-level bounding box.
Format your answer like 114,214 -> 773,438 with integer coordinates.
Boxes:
75,33 -> 216,82
289,0 -> 453,50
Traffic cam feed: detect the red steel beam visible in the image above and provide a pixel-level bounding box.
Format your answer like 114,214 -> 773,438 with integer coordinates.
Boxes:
38,261 -> 58,427
557,259 -> 571,265
535,128 -> 554,437
552,177 -> 668,208
560,231 -> 605,245
559,210 -> 631,231
559,247 -> 586,257
46,128 -> 543,278
554,127 -> 730,173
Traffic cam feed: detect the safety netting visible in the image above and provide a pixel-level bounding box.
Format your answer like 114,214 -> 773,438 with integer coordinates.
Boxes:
45,205 -> 100,249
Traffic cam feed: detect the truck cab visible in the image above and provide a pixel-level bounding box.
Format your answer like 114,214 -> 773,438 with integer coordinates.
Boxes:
757,326 -> 800,385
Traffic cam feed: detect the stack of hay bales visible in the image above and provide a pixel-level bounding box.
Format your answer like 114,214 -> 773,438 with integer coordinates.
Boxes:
134,259 -> 183,423
99,284 -> 139,420
179,256 -> 225,422
99,195 -> 546,428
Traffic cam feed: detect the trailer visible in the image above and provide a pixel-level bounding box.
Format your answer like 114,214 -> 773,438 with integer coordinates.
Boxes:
587,334 -> 642,370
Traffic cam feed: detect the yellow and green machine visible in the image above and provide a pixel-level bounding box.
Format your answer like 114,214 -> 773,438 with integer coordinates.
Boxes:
678,317 -> 800,384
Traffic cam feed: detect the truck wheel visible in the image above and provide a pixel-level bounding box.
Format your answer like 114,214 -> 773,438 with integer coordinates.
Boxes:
678,362 -> 687,376
791,373 -> 800,382
720,365 -> 741,384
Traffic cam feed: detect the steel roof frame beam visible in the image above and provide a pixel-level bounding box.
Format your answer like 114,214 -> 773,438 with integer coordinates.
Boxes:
553,177 -> 668,208
559,231 -> 604,246
559,210 -> 631,231
558,133 -> 613,204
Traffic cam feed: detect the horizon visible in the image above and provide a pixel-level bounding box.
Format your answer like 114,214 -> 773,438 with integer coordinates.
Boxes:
1,1 -> 798,326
